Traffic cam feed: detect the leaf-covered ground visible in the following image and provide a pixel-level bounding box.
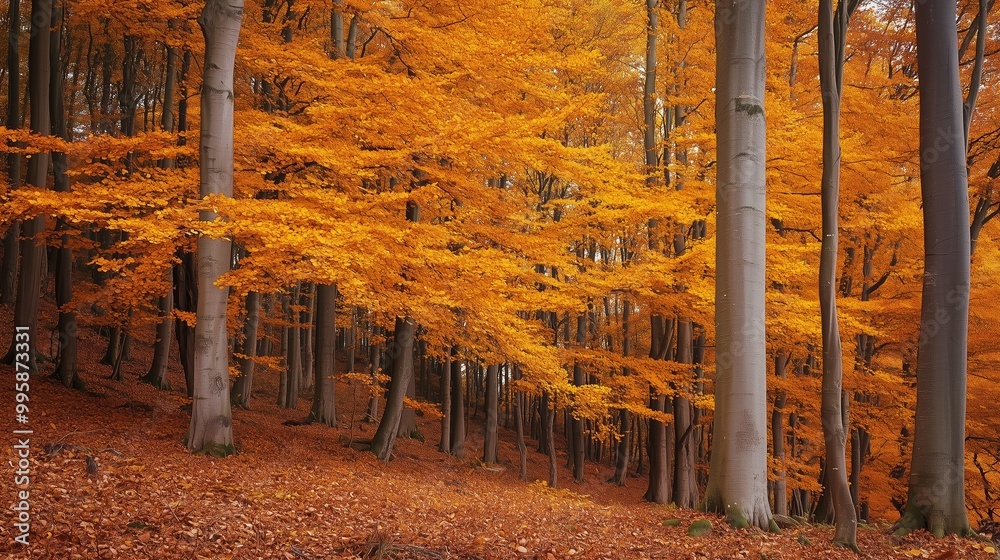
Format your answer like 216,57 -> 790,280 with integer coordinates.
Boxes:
1,309 -> 996,559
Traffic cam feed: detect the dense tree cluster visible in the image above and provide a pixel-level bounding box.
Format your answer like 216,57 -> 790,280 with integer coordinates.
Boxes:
2,0 -> 999,550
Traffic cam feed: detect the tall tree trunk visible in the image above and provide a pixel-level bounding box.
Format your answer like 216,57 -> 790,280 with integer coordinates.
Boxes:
300,283 -> 314,390
174,248 -> 197,396
3,0 -> 50,372
672,319 -> 697,508
371,316 -> 416,461
284,284 -> 302,408
513,365 -> 528,481
48,2 -> 82,389
644,317 -> 672,504
571,313 -> 586,482
610,299 -> 632,486
364,334 -> 381,423
230,291 -> 260,407
439,348 -> 451,453
331,0 -> 345,59
484,363 -> 499,464
186,0 -> 244,456
705,0 -> 774,531
450,348 -> 466,455
545,391 -> 557,488
143,38 -> 180,392
898,0 -> 973,538
310,284 -> 337,425
772,352 -> 788,516
1,0 -> 22,306
643,0 -> 659,186
818,0 -> 859,549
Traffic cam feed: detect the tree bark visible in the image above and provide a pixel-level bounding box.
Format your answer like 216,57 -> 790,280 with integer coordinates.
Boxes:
310,284 -> 337,425
439,348 -> 451,453
1,0 -> 22,306
49,2 -> 82,389
818,0 -> 859,549
371,316 -> 416,461
610,300 -> 631,485
186,0 -> 244,456
643,0 -> 659,185
772,352 -> 788,516
143,39 -> 179,392
898,0 -> 973,537
230,291 -> 260,407
2,0 -> 50,372
450,348 -> 466,455
672,319 -> 697,508
484,363 -> 499,464
174,248 -> 197,396
705,0 -> 774,531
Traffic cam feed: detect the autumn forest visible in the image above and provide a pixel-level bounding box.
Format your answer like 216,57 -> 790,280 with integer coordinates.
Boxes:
1,0 -> 1000,557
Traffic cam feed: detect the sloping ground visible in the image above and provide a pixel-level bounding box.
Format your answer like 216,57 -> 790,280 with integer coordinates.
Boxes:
0,308 -> 995,559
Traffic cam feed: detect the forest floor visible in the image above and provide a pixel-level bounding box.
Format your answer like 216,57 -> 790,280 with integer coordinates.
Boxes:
0,304 -> 997,559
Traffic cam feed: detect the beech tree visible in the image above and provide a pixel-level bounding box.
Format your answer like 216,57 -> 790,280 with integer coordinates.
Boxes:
705,0 -> 774,531
897,0 -> 974,537
817,0 -> 859,549
186,0 -> 245,456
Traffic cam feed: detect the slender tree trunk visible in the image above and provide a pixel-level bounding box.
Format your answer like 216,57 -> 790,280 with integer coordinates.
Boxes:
174,248 -> 197,397
644,317 -> 673,503
300,283 -> 315,390
513,366 -> 528,481
898,0 -> 973,537
450,348 -> 466,455
818,0 -> 859,549
143,39 -> 179,392
439,348 -> 451,453
545,392 -> 557,488
484,363 -> 499,464
772,352 -> 788,516
364,334 -> 381,423
186,0 -> 244,456
48,2 -> 82,389
610,300 -> 632,485
371,316 -> 415,461
537,389 -> 550,454
230,291 -> 260,407
672,319 -> 697,508
281,283 -> 302,408
310,284 -> 337,425
643,0 -> 659,185
705,0 -> 774,531
331,0 -> 345,59
571,313 -> 586,482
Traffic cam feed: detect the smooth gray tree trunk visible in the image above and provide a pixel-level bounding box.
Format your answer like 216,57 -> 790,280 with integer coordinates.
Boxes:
898,0 -> 973,538
186,0 -> 244,456
705,0 -> 774,531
